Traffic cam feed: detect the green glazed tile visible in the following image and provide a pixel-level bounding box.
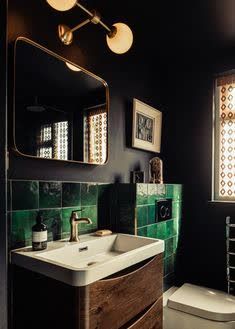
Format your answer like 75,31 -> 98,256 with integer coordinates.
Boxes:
165,237 -> 174,258
62,183 -> 81,208
172,201 -> 182,219
164,254 -> 175,276
61,208 -> 76,234
11,210 -> 38,248
81,183 -> 97,206
148,205 -> 156,224
61,207 -> 97,236
40,209 -> 62,241
166,185 -> 182,201
147,184 -> 158,204
39,182 -> 61,209
80,206 -> 97,233
157,184 -> 166,197
137,226 -> 147,237
137,206 -> 148,227
12,181 -> 39,210
156,221 -> 167,239
173,235 -> 178,253
136,184 -> 148,205
173,219 -> 179,235
147,224 -> 158,238
166,220 -> 175,238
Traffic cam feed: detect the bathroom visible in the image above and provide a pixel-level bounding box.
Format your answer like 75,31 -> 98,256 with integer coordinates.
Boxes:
0,0 -> 235,328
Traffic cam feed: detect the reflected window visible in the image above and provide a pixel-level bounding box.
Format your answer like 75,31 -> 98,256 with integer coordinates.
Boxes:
37,121 -> 68,160
84,106 -> 107,164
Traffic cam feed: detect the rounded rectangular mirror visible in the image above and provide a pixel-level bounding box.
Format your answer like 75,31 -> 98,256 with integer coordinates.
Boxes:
13,37 -> 109,165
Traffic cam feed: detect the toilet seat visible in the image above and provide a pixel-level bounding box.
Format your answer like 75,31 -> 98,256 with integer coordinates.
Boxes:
167,283 -> 235,322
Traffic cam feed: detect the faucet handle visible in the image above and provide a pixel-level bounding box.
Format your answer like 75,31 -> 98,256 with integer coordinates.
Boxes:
71,209 -> 82,220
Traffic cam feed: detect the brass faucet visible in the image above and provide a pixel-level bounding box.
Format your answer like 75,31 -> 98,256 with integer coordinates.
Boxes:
69,210 -> 92,242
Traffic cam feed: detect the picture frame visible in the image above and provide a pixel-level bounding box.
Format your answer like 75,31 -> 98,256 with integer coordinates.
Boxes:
132,98 -> 162,153
130,171 -> 145,183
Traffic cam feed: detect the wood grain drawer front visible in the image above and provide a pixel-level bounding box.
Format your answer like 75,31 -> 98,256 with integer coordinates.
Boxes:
88,254 -> 163,329
124,297 -> 162,329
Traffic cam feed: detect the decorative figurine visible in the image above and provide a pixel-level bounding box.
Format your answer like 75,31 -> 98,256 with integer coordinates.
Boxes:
149,156 -> 163,183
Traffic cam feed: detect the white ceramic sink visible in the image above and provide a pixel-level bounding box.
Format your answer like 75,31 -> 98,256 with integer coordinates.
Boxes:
11,233 -> 164,286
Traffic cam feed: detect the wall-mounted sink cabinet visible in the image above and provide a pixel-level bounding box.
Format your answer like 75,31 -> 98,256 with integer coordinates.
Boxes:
11,234 -> 164,329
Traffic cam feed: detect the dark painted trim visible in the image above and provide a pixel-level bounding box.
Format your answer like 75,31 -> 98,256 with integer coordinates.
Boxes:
0,1 -> 8,329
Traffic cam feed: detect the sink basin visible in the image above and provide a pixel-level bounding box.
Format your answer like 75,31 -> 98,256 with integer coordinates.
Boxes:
11,233 -> 164,286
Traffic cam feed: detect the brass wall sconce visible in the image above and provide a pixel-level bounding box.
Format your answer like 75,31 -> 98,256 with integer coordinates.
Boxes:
46,0 -> 133,54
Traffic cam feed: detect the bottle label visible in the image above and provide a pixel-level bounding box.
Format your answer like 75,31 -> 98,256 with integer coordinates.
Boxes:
32,231 -> 47,243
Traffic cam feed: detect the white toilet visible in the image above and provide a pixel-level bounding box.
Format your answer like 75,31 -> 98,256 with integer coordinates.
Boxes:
163,283 -> 235,329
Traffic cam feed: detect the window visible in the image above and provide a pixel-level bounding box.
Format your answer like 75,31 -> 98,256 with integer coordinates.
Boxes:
37,121 -> 69,160
84,106 -> 107,164
213,72 -> 235,201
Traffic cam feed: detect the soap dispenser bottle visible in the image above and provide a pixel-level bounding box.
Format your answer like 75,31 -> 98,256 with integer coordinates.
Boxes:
32,212 -> 47,251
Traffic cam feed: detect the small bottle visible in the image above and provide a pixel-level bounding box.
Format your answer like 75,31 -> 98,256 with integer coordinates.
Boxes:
32,212 -> 47,251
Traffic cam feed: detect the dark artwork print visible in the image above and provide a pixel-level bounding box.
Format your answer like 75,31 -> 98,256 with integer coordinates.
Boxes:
136,113 -> 153,143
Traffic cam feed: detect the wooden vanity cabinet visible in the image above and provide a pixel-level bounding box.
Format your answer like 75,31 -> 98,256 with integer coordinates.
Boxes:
12,253 -> 163,329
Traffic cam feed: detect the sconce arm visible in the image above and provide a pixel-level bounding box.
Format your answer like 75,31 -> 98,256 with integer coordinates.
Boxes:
70,18 -> 91,33
76,1 -> 112,34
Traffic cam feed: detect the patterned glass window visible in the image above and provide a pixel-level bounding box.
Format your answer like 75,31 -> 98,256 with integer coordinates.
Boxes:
84,106 -> 107,164
214,73 -> 235,201
37,121 -> 68,160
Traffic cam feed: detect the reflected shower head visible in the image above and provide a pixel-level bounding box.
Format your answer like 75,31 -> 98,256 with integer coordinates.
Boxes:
26,105 -> 46,112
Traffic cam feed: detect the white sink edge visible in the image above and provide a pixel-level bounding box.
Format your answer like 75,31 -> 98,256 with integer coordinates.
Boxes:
11,233 -> 164,286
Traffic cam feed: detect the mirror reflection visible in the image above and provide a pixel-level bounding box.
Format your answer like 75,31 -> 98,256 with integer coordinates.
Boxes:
14,38 -> 109,164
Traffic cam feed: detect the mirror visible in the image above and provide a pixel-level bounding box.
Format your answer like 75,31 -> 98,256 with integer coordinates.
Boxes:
13,37 -> 109,164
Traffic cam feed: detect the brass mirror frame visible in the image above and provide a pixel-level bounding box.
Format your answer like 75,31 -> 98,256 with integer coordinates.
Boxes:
13,37 -> 109,165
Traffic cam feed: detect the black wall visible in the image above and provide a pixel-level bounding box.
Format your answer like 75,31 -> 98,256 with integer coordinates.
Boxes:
6,0 -> 235,294
0,1 -> 8,329
8,0 -> 166,183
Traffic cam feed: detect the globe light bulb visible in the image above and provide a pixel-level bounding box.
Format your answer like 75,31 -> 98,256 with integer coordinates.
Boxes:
106,23 -> 133,54
65,62 -> 81,72
46,0 -> 77,11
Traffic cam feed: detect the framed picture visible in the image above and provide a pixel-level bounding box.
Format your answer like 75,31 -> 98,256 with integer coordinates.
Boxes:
130,171 -> 145,183
132,98 -> 162,153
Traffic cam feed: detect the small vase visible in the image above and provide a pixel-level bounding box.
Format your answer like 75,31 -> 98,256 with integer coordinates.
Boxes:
149,156 -> 163,184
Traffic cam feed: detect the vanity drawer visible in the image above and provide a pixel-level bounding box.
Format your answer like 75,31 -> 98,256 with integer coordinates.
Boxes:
124,297 -> 162,329
87,253 -> 163,329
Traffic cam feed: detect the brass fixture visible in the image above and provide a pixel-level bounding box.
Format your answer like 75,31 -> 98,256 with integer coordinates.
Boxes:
46,0 -> 133,54
69,210 -> 92,242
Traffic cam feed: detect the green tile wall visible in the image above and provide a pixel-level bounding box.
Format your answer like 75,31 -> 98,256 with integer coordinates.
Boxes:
8,180 -> 109,250
9,180 -> 183,291
115,183 -> 183,289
